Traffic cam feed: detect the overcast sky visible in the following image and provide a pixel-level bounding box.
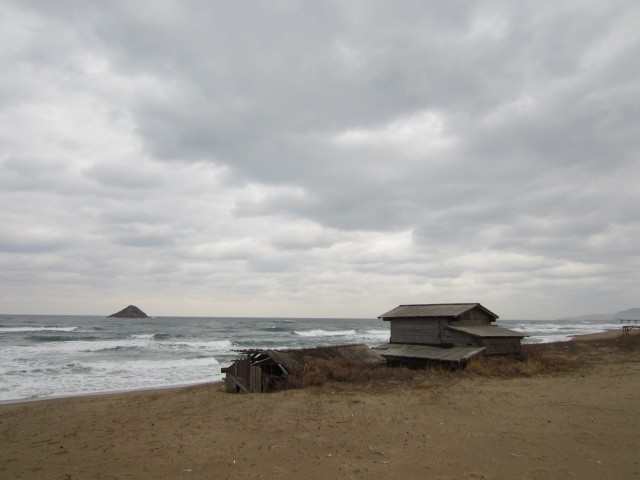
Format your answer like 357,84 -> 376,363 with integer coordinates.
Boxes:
1,1 -> 638,319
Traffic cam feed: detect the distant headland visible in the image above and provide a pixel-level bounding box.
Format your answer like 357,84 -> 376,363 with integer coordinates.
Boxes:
108,305 -> 149,318
558,307 -> 640,322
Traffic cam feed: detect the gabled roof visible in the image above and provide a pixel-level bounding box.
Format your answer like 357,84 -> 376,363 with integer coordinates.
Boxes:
447,325 -> 525,338
377,303 -> 499,320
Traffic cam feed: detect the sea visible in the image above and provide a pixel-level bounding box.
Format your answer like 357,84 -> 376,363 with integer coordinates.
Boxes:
0,315 -> 626,402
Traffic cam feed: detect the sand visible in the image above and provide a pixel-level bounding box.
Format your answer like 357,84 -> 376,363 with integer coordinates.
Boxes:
1,330 -> 639,479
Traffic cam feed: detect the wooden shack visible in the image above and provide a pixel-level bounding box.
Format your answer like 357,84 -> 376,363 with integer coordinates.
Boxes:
377,303 -> 524,358
222,344 -> 385,393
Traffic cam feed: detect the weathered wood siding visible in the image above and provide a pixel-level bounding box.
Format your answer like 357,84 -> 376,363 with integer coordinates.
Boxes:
225,361 -> 267,393
249,365 -> 262,393
390,316 -> 493,346
477,338 -> 522,355
456,309 -> 495,325
390,318 -> 443,344
442,328 -> 478,346
225,359 -> 251,393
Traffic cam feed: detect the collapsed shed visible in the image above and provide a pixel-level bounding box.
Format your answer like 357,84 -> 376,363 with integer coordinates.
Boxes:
222,344 -> 385,393
374,303 -> 525,366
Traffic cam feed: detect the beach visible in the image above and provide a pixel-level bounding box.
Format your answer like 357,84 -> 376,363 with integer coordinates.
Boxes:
1,330 -> 638,479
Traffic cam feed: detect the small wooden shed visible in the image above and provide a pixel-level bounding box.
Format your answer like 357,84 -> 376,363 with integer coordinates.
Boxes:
377,303 -> 524,356
222,344 -> 385,393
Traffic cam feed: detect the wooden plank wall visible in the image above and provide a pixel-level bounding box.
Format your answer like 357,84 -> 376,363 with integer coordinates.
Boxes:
225,360 -> 267,393
480,338 -> 522,355
390,319 -> 442,344
458,309 -> 494,325
225,359 -> 251,393
443,328 -> 477,346
249,365 -> 262,393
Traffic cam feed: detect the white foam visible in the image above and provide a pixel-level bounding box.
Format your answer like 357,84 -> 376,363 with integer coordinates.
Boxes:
0,326 -> 79,333
294,329 -> 356,337
0,355 -> 223,401
499,320 -> 622,344
172,340 -> 233,350
74,356 -> 220,372
2,338 -> 233,356
357,329 -> 390,341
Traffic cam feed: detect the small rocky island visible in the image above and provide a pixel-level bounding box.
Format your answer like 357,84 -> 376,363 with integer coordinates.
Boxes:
108,305 -> 149,318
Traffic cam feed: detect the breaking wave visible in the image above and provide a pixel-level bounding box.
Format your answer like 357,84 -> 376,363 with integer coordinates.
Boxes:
294,329 -> 357,337
0,326 -> 79,333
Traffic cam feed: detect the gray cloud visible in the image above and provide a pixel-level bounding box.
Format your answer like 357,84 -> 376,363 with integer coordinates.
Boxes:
1,0 -> 639,318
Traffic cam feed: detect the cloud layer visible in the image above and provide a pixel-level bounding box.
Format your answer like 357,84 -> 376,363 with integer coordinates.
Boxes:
1,0 -> 639,318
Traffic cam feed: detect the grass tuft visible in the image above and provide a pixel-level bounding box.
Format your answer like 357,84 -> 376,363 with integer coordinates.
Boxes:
285,346 -> 581,391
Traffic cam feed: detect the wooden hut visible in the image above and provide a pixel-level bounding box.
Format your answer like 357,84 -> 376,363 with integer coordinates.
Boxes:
375,303 -> 524,363
222,344 -> 385,393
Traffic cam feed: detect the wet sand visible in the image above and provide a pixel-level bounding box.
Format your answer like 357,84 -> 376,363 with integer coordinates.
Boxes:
1,330 -> 639,479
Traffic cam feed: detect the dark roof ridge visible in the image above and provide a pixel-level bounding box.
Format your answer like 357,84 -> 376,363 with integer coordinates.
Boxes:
377,303 -> 499,320
397,302 -> 479,306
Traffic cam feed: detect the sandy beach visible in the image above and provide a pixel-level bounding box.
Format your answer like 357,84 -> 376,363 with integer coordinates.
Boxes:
1,330 -> 638,480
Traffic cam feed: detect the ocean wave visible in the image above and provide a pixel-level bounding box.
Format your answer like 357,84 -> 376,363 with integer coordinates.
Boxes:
260,326 -> 290,332
0,356 -> 223,402
0,326 -> 80,333
130,333 -> 172,340
170,340 -> 233,350
358,329 -> 390,339
153,333 -> 173,340
75,356 -> 220,372
27,335 -> 90,342
524,334 -> 575,344
130,332 -> 188,341
516,324 -> 620,341
1,338 -> 234,357
294,329 -> 357,337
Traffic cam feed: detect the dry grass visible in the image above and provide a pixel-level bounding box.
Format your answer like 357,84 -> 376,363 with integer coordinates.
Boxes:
284,343 -> 589,391
286,359 -> 415,390
466,349 -> 577,377
285,359 -> 465,397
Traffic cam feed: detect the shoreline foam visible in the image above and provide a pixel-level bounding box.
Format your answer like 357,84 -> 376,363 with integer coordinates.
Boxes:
0,380 -> 222,406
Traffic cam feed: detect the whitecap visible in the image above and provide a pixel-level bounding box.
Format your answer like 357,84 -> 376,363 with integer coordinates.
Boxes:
0,326 -> 79,333
294,329 -> 356,337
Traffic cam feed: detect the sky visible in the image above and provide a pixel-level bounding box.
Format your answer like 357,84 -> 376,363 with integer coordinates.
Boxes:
1,1 -> 639,320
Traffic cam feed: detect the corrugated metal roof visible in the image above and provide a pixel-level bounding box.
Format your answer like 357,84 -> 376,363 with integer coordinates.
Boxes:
373,343 -> 485,363
447,325 -> 525,338
261,344 -> 385,372
377,303 -> 498,319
